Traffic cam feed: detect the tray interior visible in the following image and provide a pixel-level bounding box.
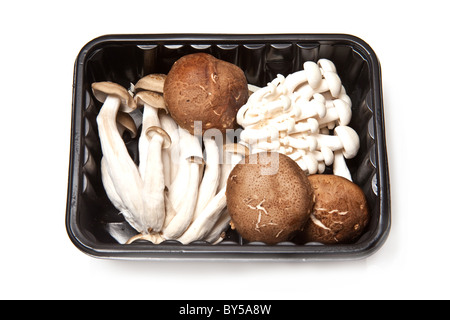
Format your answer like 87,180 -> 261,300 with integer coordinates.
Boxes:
69,35 -> 386,258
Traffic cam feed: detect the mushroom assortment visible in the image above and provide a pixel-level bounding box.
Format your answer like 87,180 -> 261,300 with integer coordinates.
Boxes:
92,54 -> 369,246
237,59 -> 359,181
92,54 -> 251,244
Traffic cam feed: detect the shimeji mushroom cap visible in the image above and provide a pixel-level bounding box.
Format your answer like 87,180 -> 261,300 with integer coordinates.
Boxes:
134,74 -> 167,94
334,126 -> 360,159
134,91 -> 168,113
145,126 -> 172,149
117,112 -> 138,138
91,81 -> 137,113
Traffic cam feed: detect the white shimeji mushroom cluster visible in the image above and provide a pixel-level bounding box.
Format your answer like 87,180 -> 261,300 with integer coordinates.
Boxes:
92,75 -> 248,245
237,59 -> 360,181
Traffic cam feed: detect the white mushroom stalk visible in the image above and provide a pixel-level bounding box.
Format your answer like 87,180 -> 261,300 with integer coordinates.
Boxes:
101,157 -> 127,214
133,81 -> 170,235
162,129 -> 204,240
141,126 -> 172,233
100,113 -> 137,217
159,113 -> 181,186
177,143 -> 249,244
92,82 -> 147,232
203,209 -> 232,244
134,75 -> 167,177
176,188 -> 227,244
237,59 -> 359,180
192,137 -> 220,221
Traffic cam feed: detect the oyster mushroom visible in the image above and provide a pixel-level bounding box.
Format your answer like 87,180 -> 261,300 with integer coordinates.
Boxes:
92,81 -> 146,232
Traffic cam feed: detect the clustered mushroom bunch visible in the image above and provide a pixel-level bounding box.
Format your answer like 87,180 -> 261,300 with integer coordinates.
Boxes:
92,54 -> 368,246
237,59 -> 360,181
92,74 -> 248,245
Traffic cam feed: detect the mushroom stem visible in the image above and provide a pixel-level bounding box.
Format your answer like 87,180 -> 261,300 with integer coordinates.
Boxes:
162,130 -> 203,240
177,188 -> 227,244
96,95 -> 146,232
314,126 -> 360,159
100,113 -> 137,214
133,87 -> 170,234
176,144 -> 247,244
126,232 -> 164,245
101,157 -> 127,214
160,113 -> 181,185
134,87 -> 167,177
192,136 -> 220,221
333,150 -> 352,181
140,127 -> 171,233
138,103 -> 160,177
204,208 -> 232,244
316,98 -> 352,128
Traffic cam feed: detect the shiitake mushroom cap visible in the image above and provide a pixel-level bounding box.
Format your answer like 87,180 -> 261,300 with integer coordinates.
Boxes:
296,174 -> 370,244
163,53 -> 248,135
226,152 -> 314,245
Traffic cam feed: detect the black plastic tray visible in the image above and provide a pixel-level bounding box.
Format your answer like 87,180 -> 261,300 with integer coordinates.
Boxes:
66,34 -> 390,260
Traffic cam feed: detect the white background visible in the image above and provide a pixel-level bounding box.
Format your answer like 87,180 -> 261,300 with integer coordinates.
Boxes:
0,0 -> 448,300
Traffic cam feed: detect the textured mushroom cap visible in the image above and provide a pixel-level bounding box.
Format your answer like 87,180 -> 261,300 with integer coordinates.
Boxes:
335,125 -> 360,159
145,126 -> 172,149
134,91 -> 167,112
91,81 -> 137,113
298,174 -> 369,244
135,74 -> 167,93
116,112 -> 138,138
163,53 -> 249,135
226,152 -> 314,244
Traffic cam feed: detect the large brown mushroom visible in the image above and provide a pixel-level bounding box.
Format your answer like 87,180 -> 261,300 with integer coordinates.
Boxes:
163,53 -> 249,135
297,174 -> 370,244
226,152 -> 314,245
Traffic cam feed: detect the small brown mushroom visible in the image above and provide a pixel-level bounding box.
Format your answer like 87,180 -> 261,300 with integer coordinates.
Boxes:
297,174 -> 370,244
130,74 -> 169,235
226,152 -> 314,245
135,73 -> 166,94
116,111 -> 138,138
134,86 -> 167,177
163,53 -> 249,135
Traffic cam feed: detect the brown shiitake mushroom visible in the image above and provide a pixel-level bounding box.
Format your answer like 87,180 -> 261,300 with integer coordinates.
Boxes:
226,152 -> 314,245
297,174 -> 370,244
163,53 -> 249,135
